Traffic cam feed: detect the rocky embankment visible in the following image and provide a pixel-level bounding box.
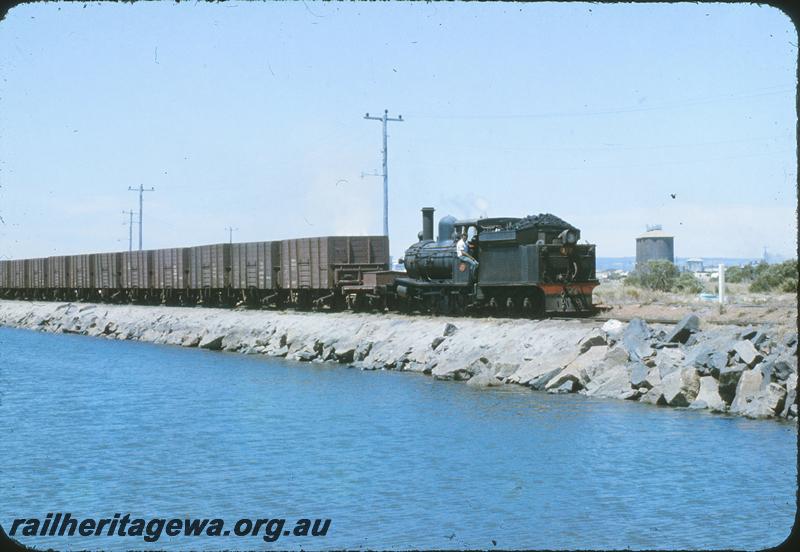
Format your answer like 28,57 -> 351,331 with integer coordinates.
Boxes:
0,300 -> 796,421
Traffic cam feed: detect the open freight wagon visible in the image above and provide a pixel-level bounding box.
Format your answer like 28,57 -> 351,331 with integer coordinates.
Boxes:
0,234 -> 391,309
280,235 -> 389,308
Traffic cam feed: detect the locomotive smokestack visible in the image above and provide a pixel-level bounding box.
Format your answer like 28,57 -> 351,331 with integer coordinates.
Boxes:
421,208 -> 434,241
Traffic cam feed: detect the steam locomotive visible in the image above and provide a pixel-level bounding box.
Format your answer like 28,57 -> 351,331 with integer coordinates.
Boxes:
0,207 -> 598,317
392,208 -> 597,315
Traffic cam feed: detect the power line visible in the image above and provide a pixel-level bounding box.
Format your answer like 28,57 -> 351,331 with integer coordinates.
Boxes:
408,133 -> 793,153
363,109 -> 403,237
402,147 -> 793,173
407,87 -> 794,120
127,184 -> 155,250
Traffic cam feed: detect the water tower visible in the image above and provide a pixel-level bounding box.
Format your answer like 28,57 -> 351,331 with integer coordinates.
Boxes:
636,224 -> 674,268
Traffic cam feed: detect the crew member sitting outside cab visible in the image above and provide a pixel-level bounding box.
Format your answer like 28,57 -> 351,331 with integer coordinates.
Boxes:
456,231 -> 479,278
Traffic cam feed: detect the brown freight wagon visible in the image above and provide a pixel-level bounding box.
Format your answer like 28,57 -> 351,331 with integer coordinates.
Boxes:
94,252 -> 121,289
188,243 -> 231,289
121,250 -> 152,289
0,260 -> 9,289
68,254 -> 94,289
230,241 -> 281,290
10,259 -> 28,288
153,248 -> 189,289
47,256 -> 71,289
281,236 -> 389,290
29,258 -> 48,289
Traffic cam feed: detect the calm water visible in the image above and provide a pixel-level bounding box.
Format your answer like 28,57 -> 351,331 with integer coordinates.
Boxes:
0,326 -> 796,550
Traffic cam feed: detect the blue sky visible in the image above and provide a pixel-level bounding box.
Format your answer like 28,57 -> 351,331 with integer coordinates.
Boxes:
0,1 -> 796,261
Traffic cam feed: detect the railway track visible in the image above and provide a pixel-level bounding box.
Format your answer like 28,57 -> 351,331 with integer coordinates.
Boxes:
547,314 -> 758,327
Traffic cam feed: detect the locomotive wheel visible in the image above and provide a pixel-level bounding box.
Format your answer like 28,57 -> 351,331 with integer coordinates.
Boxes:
452,293 -> 467,316
433,293 -> 452,315
527,289 -> 546,318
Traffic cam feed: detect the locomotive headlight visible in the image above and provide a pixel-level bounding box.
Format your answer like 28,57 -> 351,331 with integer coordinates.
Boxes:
559,229 -> 577,245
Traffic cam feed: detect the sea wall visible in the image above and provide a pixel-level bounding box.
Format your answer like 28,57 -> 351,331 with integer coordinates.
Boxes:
0,300 -> 796,421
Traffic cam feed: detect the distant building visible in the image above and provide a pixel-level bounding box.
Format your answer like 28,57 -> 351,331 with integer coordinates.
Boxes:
685,258 -> 704,273
636,225 -> 674,268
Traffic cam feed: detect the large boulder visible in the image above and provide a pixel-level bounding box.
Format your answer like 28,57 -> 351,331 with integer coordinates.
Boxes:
510,344 -> 585,389
685,344 -> 729,377
466,369 -> 503,388
740,326 -> 757,341
580,345 -> 626,381
640,386 -> 667,406
198,333 -> 225,350
629,361 -> 650,388
665,313 -> 700,344
545,345 -> 606,391
783,332 -> 797,351
730,369 -> 787,418
706,351 -> 729,377
645,366 -> 662,389
527,366 -> 566,390
180,334 -> 201,347
750,328 -> 770,349
271,345 -> 289,357
718,363 -> 746,404
333,342 -> 358,363
661,367 -> 701,406
754,358 -> 776,388
354,341 -> 373,361
430,336 -> 446,350
621,318 -> 653,361
780,373 -> 797,418
655,347 -> 684,379
493,362 -> 520,379
733,340 -> 763,367
578,328 -> 607,354
771,352 -> 797,383
601,319 -> 626,343
294,350 -> 318,362
582,360 -> 632,399
689,376 -> 726,412
432,356 -> 488,381
548,380 -> 578,394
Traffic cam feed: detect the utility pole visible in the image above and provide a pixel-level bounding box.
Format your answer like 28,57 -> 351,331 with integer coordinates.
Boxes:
128,184 -> 155,250
225,226 -> 238,244
122,210 -> 136,253
364,109 -> 403,237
